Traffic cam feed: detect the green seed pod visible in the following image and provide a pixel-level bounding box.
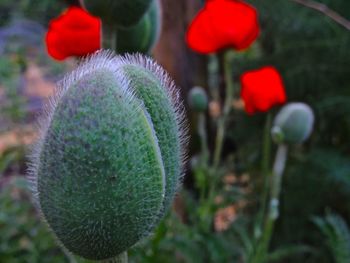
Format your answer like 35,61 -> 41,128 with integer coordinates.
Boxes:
81,0 -> 152,28
28,51 -> 187,260
115,0 -> 161,54
188,86 -> 208,112
271,102 -> 314,144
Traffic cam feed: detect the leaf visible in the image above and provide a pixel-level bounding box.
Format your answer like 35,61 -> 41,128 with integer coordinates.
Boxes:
313,212 -> 350,263
266,244 -> 315,262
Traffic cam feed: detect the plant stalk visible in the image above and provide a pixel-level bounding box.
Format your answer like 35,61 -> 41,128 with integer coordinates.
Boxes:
212,51 -> 234,168
198,112 -> 209,163
255,113 -> 272,238
111,28 -> 117,52
100,251 -> 128,263
251,144 -> 288,263
290,0 -> 350,31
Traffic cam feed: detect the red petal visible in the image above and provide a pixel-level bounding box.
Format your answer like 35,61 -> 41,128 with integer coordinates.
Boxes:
45,6 -> 101,60
240,66 -> 287,114
186,0 -> 260,54
186,8 -> 221,53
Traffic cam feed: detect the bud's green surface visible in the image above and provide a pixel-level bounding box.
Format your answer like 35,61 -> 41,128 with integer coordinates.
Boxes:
188,86 -> 208,112
82,0 -> 152,28
271,102 -> 314,144
115,0 -> 161,54
116,54 -> 186,222
28,51 -> 187,260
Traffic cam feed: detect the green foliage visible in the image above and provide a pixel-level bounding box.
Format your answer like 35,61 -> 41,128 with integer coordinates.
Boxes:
0,177 -> 67,263
115,0 -> 161,54
265,245 -> 314,263
0,0 -> 65,26
274,148 -> 350,263
130,195 -> 240,263
0,57 -> 26,122
0,16 -> 66,123
313,212 -> 350,263
0,175 -> 240,263
227,1 -> 350,262
1,0 -> 350,262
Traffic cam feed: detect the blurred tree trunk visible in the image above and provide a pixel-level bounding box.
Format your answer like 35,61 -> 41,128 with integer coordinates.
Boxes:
153,0 -> 208,221
153,0 -> 207,96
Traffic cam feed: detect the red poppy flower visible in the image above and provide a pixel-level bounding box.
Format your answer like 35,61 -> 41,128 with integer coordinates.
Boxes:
240,66 -> 287,115
186,0 -> 260,54
46,6 -> 101,60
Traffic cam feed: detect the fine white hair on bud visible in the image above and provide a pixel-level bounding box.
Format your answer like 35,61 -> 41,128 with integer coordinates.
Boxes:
27,50 -> 188,261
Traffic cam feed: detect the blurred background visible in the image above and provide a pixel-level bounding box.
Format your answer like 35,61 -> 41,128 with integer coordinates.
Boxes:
0,0 -> 350,262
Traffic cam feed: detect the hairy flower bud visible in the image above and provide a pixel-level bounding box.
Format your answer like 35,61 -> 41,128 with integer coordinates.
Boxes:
28,51 -> 187,260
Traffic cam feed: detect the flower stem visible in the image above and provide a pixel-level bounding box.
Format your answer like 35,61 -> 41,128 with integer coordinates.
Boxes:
197,112 -> 210,209
198,112 -> 209,163
204,51 -> 234,232
250,144 -> 288,263
61,246 -> 77,263
100,252 -> 128,263
212,51 -> 234,168
208,55 -> 220,101
103,25 -> 117,51
114,252 -> 128,263
255,113 -> 272,238
111,28 -> 117,52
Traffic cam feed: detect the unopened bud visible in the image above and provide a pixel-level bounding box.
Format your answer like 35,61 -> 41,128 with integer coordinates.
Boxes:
188,86 -> 208,112
271,102 -> 314,144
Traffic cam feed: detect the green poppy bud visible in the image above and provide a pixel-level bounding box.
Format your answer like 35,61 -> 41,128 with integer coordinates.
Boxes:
271,102 -> 314,144
82,0 -> 152,28
188,86 -> 208,112
115,0 -> 161,54
28,51 -> 187,260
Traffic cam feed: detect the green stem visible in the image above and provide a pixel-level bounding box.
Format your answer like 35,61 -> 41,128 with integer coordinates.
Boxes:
251,144 -> 288,263
261,113 -> 272,188
204,51 -> 234,232
61,246 -> 77,263
111,29 -> 117,52
103,25 -> 117,51
208,54 -> 220,101
270,144 -> 288,201
196,112 -> 210,209
100,252 -> 128,263
212,51 -> 234,168
198,112 -> 209,163
255,113 -> 272,238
